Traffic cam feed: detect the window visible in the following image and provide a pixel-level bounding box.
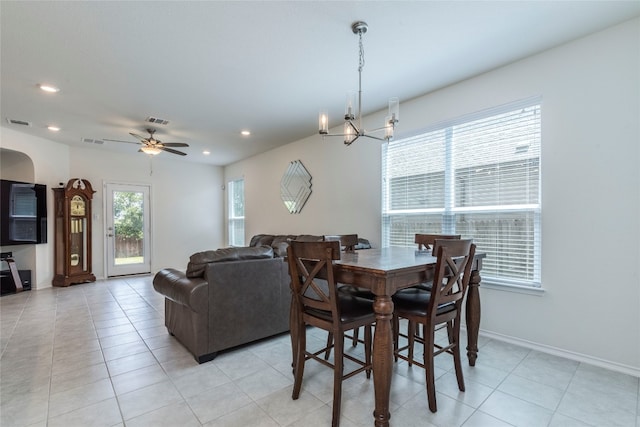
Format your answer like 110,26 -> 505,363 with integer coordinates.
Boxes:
382,98 -> 541,287
227,179 -> 245,246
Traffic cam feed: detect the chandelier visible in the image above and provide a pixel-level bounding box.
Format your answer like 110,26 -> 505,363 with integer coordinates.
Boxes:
319,21 -> 399,146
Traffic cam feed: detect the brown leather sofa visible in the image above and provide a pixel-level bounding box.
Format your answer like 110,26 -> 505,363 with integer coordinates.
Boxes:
153,244 -> 291,363
153,234 -> 371,363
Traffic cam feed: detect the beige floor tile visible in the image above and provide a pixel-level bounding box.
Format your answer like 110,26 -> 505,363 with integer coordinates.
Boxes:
47,377 -> 115,418
117,380 -> 183,421
47,397 -> 122,427
124,401 -> 201,427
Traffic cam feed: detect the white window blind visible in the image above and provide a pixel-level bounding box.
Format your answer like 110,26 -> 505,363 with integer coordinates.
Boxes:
382,98 -> 541,287
227,179 -> 245,247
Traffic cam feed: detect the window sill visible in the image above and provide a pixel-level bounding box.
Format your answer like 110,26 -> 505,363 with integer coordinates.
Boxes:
480,281 -> 546,296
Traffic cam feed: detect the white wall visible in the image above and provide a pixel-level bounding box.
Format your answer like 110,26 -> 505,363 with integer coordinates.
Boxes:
69,147 -> 225,277
0,129 -> 225,287
225,18 -> 640,374
225,132 -> 382,246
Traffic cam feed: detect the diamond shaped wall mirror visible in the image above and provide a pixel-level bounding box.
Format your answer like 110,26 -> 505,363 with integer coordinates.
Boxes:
280,160 -> 312,214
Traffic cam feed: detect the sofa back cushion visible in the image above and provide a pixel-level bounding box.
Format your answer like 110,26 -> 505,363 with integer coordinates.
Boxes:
249,234 -> 275,247
186,245 -> 274,278
295,234 -> 325,242
269,234 -> 324,257
269,235 -> 295,257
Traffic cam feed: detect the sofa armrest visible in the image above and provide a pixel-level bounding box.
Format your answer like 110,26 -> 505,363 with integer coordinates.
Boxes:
153,268 -> 208,313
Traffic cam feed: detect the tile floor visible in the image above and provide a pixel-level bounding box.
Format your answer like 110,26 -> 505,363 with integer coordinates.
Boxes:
1,275 -> 638,427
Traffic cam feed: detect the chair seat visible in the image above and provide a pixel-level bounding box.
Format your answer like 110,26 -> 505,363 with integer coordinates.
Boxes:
337,285 -> 375,299
413,282 -> 433,291
307,295 -> 375,324
393,288 -> 455,317
333,286 -> 375,349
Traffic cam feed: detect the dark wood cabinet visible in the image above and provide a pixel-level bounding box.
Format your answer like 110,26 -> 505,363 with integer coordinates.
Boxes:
52,179 -> 96,287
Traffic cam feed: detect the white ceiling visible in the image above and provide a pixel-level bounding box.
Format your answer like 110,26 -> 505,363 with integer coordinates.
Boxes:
2,1 -> 639,166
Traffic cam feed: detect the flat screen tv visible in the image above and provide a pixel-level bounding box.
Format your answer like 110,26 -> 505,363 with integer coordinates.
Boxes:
0,179 -> 47,246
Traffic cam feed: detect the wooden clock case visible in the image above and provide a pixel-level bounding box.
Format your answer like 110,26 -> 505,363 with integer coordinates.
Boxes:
52,178 -> 96,287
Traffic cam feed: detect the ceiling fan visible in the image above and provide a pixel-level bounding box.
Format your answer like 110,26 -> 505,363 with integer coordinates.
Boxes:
104,129 -> 189,156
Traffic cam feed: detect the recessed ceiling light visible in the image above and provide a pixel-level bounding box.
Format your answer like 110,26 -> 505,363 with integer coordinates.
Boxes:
241,130 -> 251,136
203,150 -> 210,155
47,126 -> 60,131
38,84 -> 60,93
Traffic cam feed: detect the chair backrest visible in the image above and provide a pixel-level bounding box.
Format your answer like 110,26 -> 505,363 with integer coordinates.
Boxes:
287,240 -> 342,322
324,234 -> 359,252
414,233 -> 461,252
429,239 -> 476,319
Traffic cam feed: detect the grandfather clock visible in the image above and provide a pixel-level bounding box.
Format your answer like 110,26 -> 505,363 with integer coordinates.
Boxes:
53,178 -> 96,287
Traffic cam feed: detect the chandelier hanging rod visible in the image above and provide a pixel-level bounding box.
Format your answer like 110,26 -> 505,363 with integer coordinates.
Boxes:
318,21 -> 399,146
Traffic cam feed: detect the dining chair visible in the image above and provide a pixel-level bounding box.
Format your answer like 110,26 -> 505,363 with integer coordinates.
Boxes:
287,240 -> 375,427
324,234 -> 359,252
394,233 -> 462,357
325,234 -> 375,351
392,238 -> 476,413
415,233 -> 461,252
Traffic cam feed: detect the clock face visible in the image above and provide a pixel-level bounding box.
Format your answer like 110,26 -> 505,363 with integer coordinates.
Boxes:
70,195 -> 86,216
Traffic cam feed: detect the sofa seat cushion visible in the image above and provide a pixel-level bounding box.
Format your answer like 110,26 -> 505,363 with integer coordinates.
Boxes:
153,268 -> 208,313
186,246 -> 274,278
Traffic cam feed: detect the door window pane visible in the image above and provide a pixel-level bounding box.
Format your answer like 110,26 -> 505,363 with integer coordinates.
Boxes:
113,191 -> 144,265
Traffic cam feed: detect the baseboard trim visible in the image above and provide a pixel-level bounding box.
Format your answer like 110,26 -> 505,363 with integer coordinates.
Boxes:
471,328 -> 640,378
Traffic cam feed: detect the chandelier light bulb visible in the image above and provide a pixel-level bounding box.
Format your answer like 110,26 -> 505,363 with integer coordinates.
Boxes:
345,92 -> 356,120
388,97 -> 400,123
384,117 -> 394,140
319,112 -> 329,134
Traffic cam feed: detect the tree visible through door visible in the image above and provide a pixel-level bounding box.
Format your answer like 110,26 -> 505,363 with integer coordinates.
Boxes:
113,191 -> 144,265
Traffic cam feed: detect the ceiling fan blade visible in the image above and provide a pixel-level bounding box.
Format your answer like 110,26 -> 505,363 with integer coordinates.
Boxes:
160,146 -> 187,156
129,132 -> 147,141
160,142 -> 189,147
103,138 -> 141,145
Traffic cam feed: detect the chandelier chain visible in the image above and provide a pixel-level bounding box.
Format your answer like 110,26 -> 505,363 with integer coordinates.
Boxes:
358,31 -> 365,73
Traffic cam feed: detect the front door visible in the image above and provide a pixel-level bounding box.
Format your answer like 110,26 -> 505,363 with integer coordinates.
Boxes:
105,183 -> 151,277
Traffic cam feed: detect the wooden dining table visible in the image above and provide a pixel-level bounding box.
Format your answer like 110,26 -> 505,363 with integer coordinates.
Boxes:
332,246 -> 485,427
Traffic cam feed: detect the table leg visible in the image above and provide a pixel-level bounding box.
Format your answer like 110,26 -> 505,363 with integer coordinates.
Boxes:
466,270 -> 481,366
372,295 -> 393,427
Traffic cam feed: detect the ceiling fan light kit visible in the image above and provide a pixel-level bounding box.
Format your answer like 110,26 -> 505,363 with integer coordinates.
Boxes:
319,21 -> 399,146
140,145 -> 162,155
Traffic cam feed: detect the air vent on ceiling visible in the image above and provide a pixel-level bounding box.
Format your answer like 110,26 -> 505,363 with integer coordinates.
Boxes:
6,118 -> 32,127
145,116 -> 169,125
82,138 -> 104,145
